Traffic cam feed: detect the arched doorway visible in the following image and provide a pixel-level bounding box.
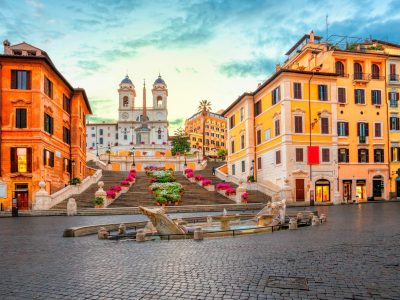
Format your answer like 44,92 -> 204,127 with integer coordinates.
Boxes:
315,179 -> 330,202
372,175 -> 384,199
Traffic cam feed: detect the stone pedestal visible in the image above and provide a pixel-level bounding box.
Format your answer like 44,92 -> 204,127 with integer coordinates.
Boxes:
204,185 -> 215,191
289,218 -> 298,230
136,229 -> 146,242
193,227 -> 204,241
95,181 -> 107,206
33,181 -> 52,210
66,198 -> 77,216
312,215 -> 321,226
118,223 -> 126,235
236,182 -> 247,204
98,227 -> 108,239
281,179 -> 293,203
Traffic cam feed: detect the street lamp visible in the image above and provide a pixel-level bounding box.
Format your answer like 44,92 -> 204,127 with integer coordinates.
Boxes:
251,159 -> 255,180
184,149 -> 187,167
107,143 -> 111,165
96,142 -> 99,157
131,146 -> 135,167
197,146 -> 201,164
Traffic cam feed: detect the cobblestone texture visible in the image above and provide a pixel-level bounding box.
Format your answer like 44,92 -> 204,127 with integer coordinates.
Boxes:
0,203 -> 399,299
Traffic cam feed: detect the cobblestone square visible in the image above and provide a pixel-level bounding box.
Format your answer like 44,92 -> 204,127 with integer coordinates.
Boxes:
0,203 -> 399,299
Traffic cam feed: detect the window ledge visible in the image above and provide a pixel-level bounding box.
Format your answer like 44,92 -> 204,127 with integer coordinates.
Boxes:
10,173 -> 33,178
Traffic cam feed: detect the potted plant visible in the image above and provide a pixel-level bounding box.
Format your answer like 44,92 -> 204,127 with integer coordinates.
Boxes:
241,192 -> 248,204
120,180 -> 130,193
93,196 -> 104,208
186,172 -> 195,182
70,177 -> 81,185
202,179 -> 215,191
106,190 -> 116,199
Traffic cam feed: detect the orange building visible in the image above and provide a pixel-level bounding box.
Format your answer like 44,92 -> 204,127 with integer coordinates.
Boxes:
184,111 -> 227,156
0,40 -> 92,210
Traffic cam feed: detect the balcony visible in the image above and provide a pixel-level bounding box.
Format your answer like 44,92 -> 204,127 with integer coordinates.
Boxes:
353,73 -> 370,82
370,74 -> 385,80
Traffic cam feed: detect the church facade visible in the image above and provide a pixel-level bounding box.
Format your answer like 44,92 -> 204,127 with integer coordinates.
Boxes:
86,75 -> 169,153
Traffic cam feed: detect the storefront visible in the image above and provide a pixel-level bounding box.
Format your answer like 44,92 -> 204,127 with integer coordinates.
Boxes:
356,179 -> 366,201
315,179 -> 330,202
372,175 -> 384,199
342,180 -> 352,202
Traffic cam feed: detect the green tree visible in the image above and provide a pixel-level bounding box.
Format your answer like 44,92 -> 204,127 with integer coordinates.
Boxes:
217,148 -> 227,159
171,128 -> 190,156
198,99 -> 212,157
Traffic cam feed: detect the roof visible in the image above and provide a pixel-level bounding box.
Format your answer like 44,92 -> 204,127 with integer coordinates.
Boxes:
285,33 -> 323,56
371,39 -> 400,49
121,75 -> 133,85
0,48 -> 93,114
185,110 -> 227,122
222,69 -> 338,116
154,74 -> 166,85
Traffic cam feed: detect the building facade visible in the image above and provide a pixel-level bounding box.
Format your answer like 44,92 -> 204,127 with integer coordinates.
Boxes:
184,111 -> 227,156
0,40 -> 92,210
86,75 -> 169,154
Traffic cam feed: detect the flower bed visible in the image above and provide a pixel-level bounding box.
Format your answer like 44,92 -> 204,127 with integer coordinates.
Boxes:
216,183 -> 231,191
146,166 -> 182,205
147,170 -> 175,183
195,175 -> 204,182
202,179 -> 212,186
225,188 -> 236,196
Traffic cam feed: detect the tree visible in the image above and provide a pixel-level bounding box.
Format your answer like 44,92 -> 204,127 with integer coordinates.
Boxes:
198,100 -> 212,157
171,128 -> 190,156
217,148 -> 227,159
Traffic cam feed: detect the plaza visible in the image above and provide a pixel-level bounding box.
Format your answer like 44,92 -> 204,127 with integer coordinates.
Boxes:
0,203 -> 399,299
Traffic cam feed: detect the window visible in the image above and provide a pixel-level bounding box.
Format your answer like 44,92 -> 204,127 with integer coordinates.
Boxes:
391,147 -> 400,162
357,122 -> 369,143
338,87 -> 346,103
11,70 -> 31,90
44,76 -> 53,98
389,92 -> 399,107
295,148 -> 303,162
338,148 -> 349,163
43,149 -> 55,167
274,119 -> 280,136
390,117 -> 400,130
257,157 -> 262,169
318,85 -> 328,101
321,117 -> 329,134
371,64 -> 380,79
321,148 -> 330,162
10,147 -> 32,173
374,123 -> 382,138
294,116 -> 303,133
293,82 -> 302,99
254,101 -> 262,116
100,137 -> 104,144
63,158 -> 71,173
123,96 -> 129,107
374,149 -> 384,163
265,129 -> 271,141
256,129 -> 262,145
16,108 -> 27,128
335,61 -> 345,76
229,115 -> 235,129
232,164 -> 236,175
99,129 -> 103,135
358,149 -> 369,163
390,64 -> 397,81
44,113 -> 53,134
275,150 -> 281,164
91,134 -> 95,137
63,127 -> 71,144
240,107 -> 244,121
337,122 -> 349,136
354,89 -> 365,104
231,140 -> 235,153
354,62 -> 363,80
240,135 -> 245,149
63,95 -> 71,113
371,90 -> 381,105
241,161 -> 245,172
272,86 -> 280,105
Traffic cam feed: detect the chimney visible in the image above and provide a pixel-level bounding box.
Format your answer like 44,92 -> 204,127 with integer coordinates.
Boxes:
310,31 -> 315,43
3,39 -> 11,54
275,64 -> 281,72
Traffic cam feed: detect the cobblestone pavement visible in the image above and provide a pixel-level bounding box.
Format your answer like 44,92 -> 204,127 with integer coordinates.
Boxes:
0,203 -> 399,299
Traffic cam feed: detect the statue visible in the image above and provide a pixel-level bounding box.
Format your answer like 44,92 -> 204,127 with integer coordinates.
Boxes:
139,206 -> 186,235
67,198 -> 77,216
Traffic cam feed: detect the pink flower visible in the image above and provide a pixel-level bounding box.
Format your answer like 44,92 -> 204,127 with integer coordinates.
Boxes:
151,142 -> 155,145
186,172 -> 194,178
150,177 -> 157,183
216,183 -> 230,190
225,188 -> 236,196
106,190 -> 116,199
241,192 -> 248,200
184,168 -> 193,174
202,179 -> 212,186
121,180 -> 130,186
162,141 -> 167,145
141,141 -> 145,144
195,175 -> 204,181
126,176 -> 135,182
110,185 -> 121,192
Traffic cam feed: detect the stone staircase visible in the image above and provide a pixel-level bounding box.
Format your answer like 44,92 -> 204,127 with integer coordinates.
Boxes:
52,170 -> 129,209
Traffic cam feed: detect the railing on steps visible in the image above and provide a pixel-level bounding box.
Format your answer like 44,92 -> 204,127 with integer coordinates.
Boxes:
33,169 -> 103,210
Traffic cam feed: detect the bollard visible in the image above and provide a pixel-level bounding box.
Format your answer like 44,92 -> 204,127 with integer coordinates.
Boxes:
320,214 -> 327,223
193,227 -> 204,241
98,227 -> 108,240
311,215 -> 320,226
136,229 -> 146,242
289,218 -> 298,230
118,223 -> 126,235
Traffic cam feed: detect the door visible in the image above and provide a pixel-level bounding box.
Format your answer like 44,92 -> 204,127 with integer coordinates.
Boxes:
343,180 -> 352,202
14,184 -> 29,210
397,179 -> 400,197
295,179 -> 305,202
372,176 -> 383,198
315,180 -> 330,202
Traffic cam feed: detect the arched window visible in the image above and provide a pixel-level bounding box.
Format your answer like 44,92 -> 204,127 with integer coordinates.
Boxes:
157,96 -> 163,108
123,96 -> 129,107
354,63 -> 363,80
335,61 -> 345,77
371,64 -> 380,79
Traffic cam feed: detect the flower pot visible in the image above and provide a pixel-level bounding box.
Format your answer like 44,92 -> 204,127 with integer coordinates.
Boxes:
156,202 -> 160,206
161,203 -> 166,207
204,185 -> 215,192
167,201 -> 171,206
174,202 -> 179,206
95,204 -> 103,209
188,178 -> 195,183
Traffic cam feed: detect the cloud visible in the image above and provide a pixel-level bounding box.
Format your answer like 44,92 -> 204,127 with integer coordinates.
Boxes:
218,57 -> 277,78
169,118 -> 184,126
77,60 -> 103,74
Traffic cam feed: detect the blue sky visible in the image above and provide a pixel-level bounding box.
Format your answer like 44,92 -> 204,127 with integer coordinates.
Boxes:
1,0 -> 399,131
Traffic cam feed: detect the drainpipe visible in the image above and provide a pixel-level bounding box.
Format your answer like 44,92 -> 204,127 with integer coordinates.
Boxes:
69,96 -> 72,183
308,72 -> 315,204
384,60 -> 391,199
253,95 -> 257,182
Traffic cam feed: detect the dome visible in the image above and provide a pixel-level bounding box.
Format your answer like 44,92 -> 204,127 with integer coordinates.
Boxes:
121,75 -> 133,85
154,74 -> 166,85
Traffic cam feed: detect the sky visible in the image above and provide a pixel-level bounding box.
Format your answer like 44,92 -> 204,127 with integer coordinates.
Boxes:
1,0 -> 400,132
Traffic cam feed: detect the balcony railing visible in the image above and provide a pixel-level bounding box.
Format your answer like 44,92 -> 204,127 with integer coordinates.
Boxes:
389,74 -> 399,82
370,74 -> 385,80
353,73 -> 370,81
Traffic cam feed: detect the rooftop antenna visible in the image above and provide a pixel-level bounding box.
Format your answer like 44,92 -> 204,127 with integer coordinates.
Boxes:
326,14 -> 329,41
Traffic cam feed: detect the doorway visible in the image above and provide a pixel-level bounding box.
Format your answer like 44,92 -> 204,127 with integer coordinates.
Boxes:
356,180 -> 366,201
315,179 -> 330,202
343,180 -> 352,202
397,178 -> 400,197
372,175 -> 384,199
295,179 -> 305,202
14,184 -> 29,210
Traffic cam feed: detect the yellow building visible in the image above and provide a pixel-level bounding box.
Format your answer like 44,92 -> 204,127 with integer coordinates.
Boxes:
184,111 -> 227,156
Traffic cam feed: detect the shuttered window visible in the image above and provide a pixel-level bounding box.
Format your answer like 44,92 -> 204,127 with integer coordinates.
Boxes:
43,149 -> 55,167
275,150 -> 281,164
272,87 -> 281,105
322,148 -> 330,162
256,129 -> 262,145
371,90 -> 381,105
358,149 -> 369,163
338,148 -> 349,163
44,76 -> 53,98
295,148 -> 303,162
374,149 -> 384,163
44,113 -> 54,134
11,70 -> 31,90
294,116 -> 303,133
321,117 -> 329,134
16,108 -> 27,128
318,85 -> 328,101
257,157 -> 262,169
63,127 -> 71,144
374,123 -> 382,138
293,83 -> 302,99
254,101 -> 262,116
10,147 -> 32,173
338,87 -> 346,103
275,119 -> 280,136
63,95 -> 71,114
337,122 -> 349,136
355,89 -> 365,104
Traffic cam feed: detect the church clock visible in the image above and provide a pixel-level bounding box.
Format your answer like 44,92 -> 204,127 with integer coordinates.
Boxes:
121,112 -> 129,120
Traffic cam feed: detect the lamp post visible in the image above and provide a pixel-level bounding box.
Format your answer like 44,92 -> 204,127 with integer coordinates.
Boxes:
197,146 -> 201,164
96,142 -> 99,157
107,143 -> 111,165
71,160 -> 76,180
184,149 -> 187,167
252,159 -> 255,180
131,146 -> 135,167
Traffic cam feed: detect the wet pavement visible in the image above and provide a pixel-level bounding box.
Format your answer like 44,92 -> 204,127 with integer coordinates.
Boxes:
0,203 -> 399,299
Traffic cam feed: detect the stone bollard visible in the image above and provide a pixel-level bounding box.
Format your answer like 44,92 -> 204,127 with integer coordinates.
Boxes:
193,227 -> 204,241
320,214 -> 327,223
289,218 -> 298,230
118,223 -> 126,235
312,215 -> 321,226
136,229 -> 146,242
66,198 -> 77,216
98,227 -> 109,240
296,212 -> 304,221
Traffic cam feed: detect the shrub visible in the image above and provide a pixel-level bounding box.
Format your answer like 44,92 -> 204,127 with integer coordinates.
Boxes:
70,177 -> 81,185
247,175 -> 255,183
93,196 -> 104,206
